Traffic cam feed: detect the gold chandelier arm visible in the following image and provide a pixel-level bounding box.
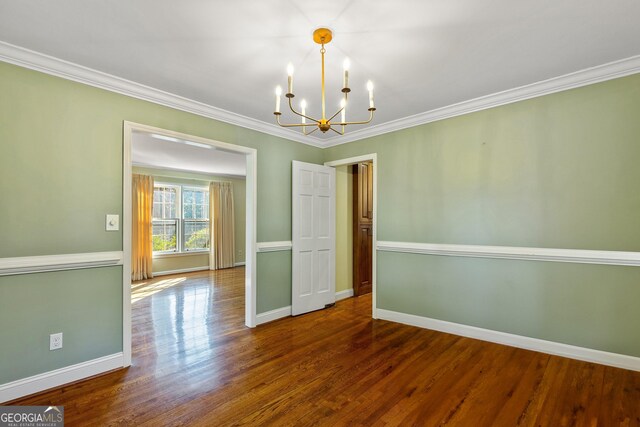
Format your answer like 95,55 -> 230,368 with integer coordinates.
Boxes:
288,97 -> 319,123
327,107 -> 344,124
304,127 -> 319,136
328,126 -> 344,135
275,114 -> 317,128
335,108 -> 376,126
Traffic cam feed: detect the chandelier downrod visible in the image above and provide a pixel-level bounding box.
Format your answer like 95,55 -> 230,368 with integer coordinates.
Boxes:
321,42 -> 326,124
273,28 -> 376,136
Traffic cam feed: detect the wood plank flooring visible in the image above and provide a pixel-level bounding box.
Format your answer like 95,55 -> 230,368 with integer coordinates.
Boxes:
11,267 -> 640,426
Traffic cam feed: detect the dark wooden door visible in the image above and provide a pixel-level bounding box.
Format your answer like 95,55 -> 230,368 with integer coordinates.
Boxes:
353,162 -> 373,296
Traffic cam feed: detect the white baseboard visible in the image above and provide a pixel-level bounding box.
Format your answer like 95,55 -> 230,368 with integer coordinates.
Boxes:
256,306 -> 292,325
0,352 -> 124,403
154,263 -> 244,277
377,309 -> 640,372
153,266 -> 209,277
257,289 -> 354,325
335,289 -> 354,301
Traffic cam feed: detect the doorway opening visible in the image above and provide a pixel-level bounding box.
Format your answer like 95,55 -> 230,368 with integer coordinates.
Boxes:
325,154 -> 377,319
122,122 -> 257,367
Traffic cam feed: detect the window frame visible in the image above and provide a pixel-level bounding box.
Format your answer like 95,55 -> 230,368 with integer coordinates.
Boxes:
180,185 -> 211,253
152,182 -> 210,256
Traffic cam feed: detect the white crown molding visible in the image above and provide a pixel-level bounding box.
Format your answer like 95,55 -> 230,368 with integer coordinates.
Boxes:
0,352 -> 124,403
257,241 -> 293,252
2,41 -> 639,149
323,55 -> 640,147
376,309 -> 640,372
377,241 -> 640,267
0,251 -> 124,276
0,41 -> 325,148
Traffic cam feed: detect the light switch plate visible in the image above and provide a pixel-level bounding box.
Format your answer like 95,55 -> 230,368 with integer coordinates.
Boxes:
106,214 -> 119,231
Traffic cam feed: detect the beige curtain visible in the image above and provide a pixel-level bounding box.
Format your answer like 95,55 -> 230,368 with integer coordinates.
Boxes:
209,181 -> 235,270
132,174 -> 154,281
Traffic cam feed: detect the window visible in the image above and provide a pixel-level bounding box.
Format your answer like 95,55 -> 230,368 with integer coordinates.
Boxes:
152,186 -> 178,253
182,187 -> 210,251
152,183 -> 210,254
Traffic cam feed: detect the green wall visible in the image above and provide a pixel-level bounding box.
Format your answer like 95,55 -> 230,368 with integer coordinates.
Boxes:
132,166 -> 247,273
335,165 -> 353,293
257,251 -> 292,313
0,267 -> 123,384
0,61 -> 321,384
325,73 -> 640,357
2,56 -> 639,388
153,253 -> 210,274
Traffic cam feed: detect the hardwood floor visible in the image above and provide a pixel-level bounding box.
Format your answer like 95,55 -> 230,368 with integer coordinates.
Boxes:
11,267 -> 640,426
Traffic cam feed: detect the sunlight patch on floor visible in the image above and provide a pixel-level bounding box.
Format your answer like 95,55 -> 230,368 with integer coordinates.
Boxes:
132,277 -> 187,303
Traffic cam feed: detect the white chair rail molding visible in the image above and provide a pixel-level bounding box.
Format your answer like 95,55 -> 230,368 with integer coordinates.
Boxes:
376,241 -> 640,267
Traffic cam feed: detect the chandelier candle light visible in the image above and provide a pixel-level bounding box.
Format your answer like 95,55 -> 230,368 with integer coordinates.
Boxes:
274,28 -> 376,135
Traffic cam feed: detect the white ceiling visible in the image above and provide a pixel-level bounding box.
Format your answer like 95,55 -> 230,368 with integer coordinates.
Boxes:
1,1 -> 639,142
132,131 -> 246,177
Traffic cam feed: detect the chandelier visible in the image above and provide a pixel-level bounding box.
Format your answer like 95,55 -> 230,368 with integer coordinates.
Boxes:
273,28 -> 376,135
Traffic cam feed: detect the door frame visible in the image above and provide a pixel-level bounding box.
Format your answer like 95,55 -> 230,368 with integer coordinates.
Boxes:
123,121 -> 258,367
324,154 -> 377,319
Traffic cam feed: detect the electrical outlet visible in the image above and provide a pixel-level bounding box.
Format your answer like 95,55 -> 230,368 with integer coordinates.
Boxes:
50,333 -> 63,351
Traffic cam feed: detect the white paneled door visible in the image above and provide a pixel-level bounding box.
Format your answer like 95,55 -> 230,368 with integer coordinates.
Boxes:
292,161 -> 336,316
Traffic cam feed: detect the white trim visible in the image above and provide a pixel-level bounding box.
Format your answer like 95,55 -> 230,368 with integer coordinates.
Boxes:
257,290 -> 354,326
132,162 -> 246,180
256,292 -> 352,325
154,181 -> 208,191
245,147 -> 258,328
376,241 -> 640,267
335,289 -> 354,301
153,251 -> 209,259
0,353 -> 124,403
124,122 -> 259,348
256,241 -> 293,252
0,251 -> 123,276
123,124 -> 133,367
376,309 -> 640,372
0,41 -> 324,148
325,153 -> 378,319
324,154 -> 379,167
152,266 -> 209,277
256,306 -> 291,325
323,55 -> 640,146
3,42 -> 638,149
127,122 -> 256,156
234,261 -> 246,267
